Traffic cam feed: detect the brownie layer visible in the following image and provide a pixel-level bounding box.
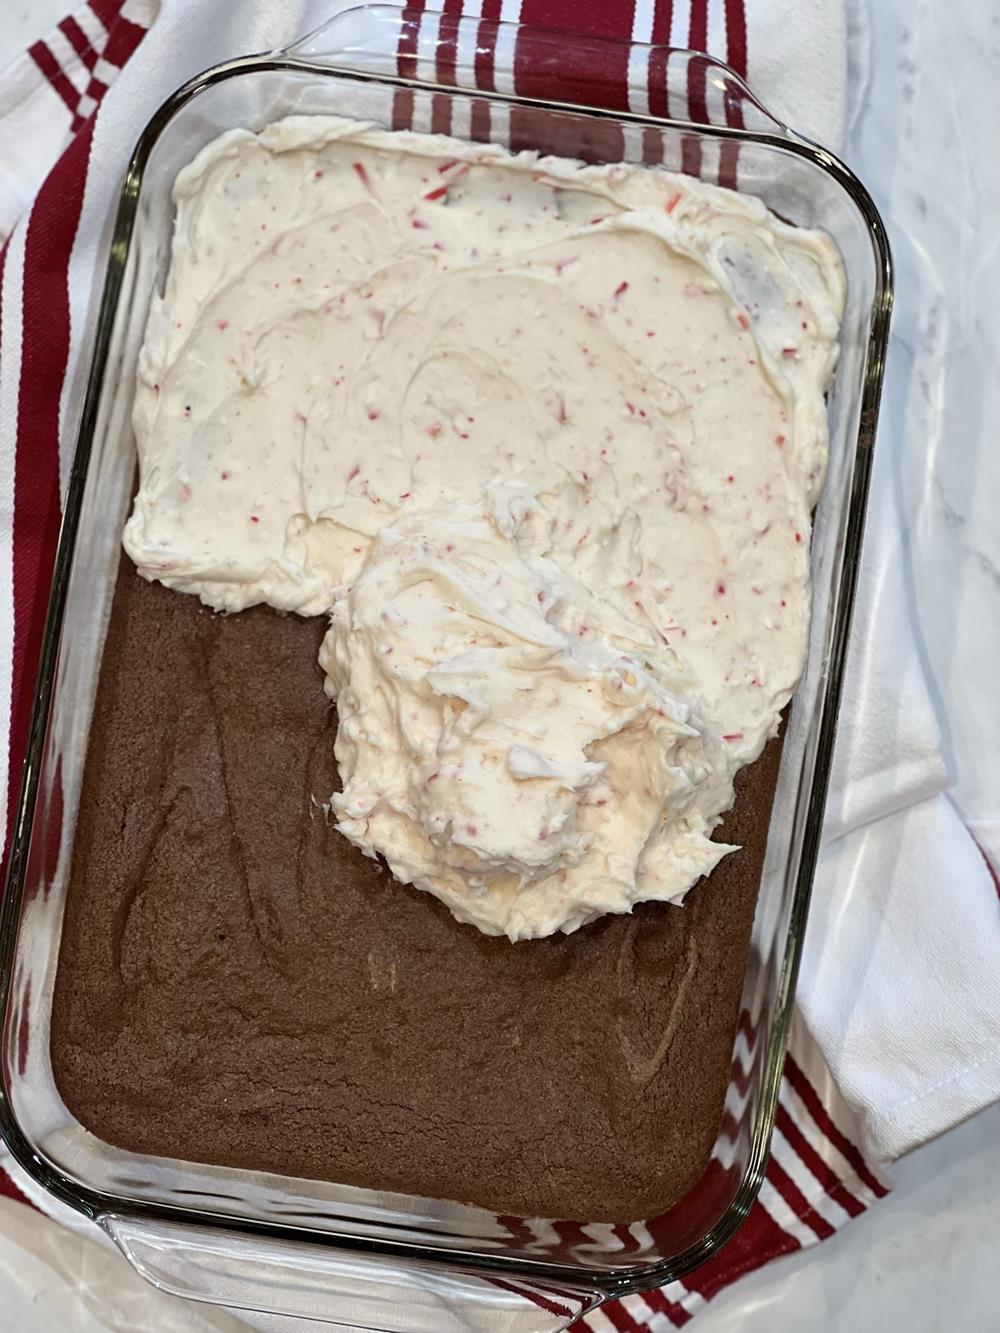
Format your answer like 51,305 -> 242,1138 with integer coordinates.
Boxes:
51,563 -> 781,1222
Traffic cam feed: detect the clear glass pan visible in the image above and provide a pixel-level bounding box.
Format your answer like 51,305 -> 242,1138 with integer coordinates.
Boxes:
0,7 -> 891,1330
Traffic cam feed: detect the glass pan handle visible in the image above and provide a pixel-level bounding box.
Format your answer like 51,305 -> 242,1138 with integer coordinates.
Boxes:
102,1212 -> 598,1332
277,3 -> 789,136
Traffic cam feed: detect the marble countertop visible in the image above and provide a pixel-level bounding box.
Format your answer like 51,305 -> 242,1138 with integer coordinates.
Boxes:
855,0 -> 1000,875
0,0 -> 997,1329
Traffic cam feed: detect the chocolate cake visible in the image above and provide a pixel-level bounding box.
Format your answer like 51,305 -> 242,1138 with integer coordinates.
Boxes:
50,562 -> 781,1223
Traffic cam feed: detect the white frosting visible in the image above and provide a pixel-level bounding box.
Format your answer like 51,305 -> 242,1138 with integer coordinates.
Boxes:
321,491 -> 735,939
125,116 -> 844,940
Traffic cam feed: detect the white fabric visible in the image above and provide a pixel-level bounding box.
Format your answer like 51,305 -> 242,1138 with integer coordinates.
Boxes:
0,0 -> 995,1241
803,794 -> 1000,1163
822,451 -> 948,841
809,393 -> 999,1162
0,49 -> 78,243
740,0 -> 847,147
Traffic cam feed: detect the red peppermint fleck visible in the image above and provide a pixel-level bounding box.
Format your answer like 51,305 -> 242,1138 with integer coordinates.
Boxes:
665,191 -> 682,213
179,483 -> 191,501
625,401 -> 636,415
424,184 -> 449,202
399,491 -> 411,499
249,515 -> 259,524
716,582 -> 726,596
352,161 -> 373,192
737,312 -> 751,331
347,465 -> 360,482
614,280 -> 629,299
368,409 -> 380,420
353,546 -> 362,553
466,824 -> 478,836
780,599 -> 787,608
427,422 -> 443,438
313,169 -> 324,180
794,532 -> 803,543
775,434 -> 786,447
437,159 -> 458,173
220,471 -> 229,481
723,732 -> 744,742
411,216 -> 429,229
216,319 -> 229,331
726,474 -> 734,483
782,347 -> 798,359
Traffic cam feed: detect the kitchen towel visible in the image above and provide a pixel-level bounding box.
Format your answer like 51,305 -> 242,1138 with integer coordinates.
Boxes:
0,3 -> 997,1330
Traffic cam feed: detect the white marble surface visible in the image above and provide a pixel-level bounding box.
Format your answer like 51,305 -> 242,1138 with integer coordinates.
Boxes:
0,0 -> 997,1329
852,0 -> 1000,871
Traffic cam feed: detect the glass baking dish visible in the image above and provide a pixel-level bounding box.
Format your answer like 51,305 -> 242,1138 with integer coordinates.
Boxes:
0,6 -> 891,1330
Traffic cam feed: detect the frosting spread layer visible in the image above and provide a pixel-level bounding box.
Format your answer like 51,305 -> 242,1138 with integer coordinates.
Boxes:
125,117 -> 843,938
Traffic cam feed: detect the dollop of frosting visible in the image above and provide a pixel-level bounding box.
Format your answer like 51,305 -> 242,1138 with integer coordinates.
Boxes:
321,491 -> 734,939
124,116 -> 844,939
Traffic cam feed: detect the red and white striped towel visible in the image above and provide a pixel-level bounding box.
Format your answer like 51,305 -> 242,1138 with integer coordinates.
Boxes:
1,3 -> 998,1330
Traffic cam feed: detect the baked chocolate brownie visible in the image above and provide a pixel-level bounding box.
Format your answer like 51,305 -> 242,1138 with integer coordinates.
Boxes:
51,562 -> 781,1222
